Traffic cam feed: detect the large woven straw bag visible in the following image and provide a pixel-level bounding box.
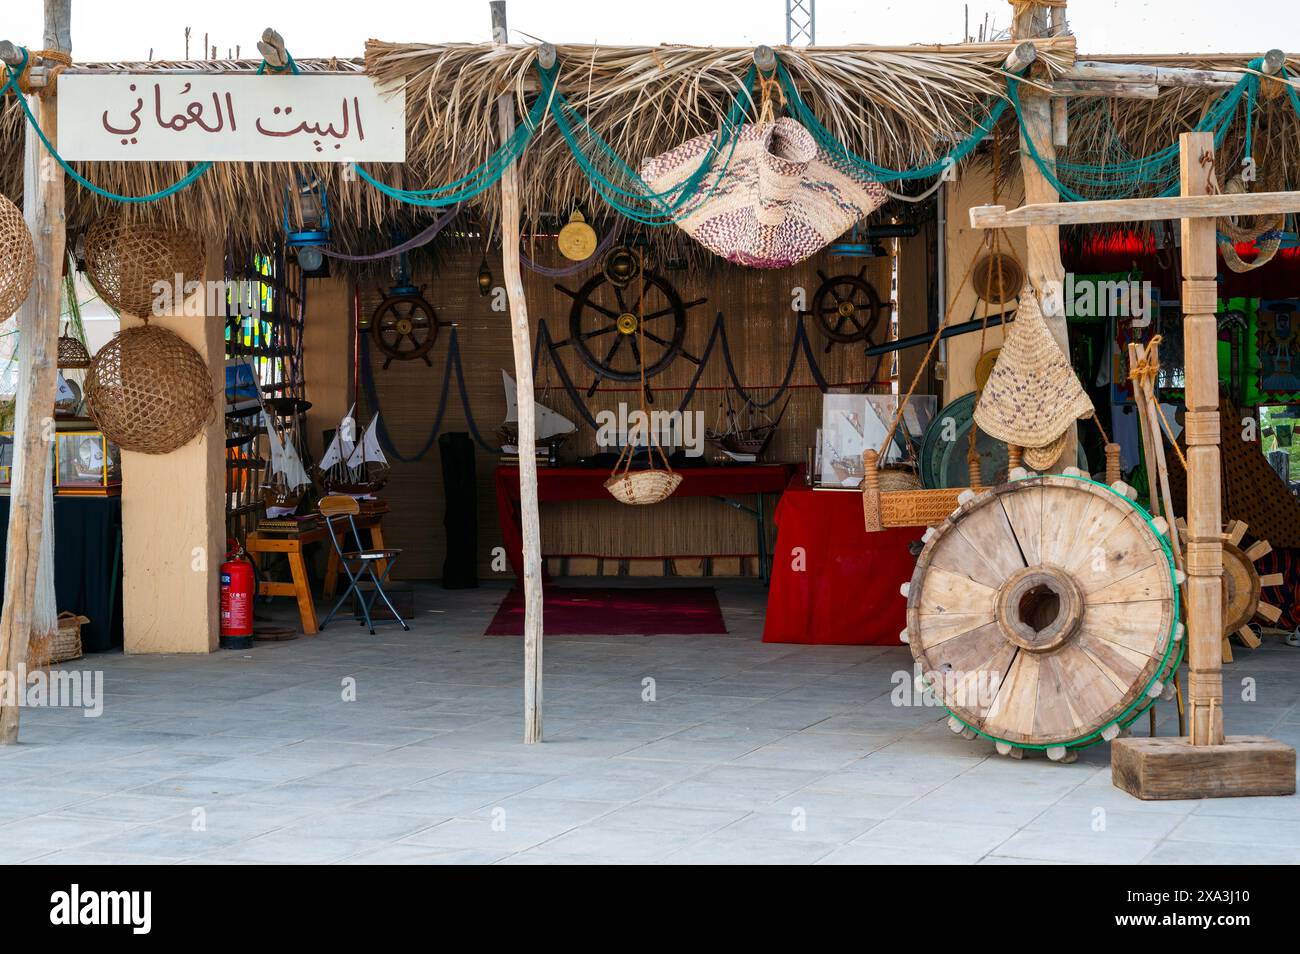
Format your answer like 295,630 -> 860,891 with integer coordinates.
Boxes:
641,118 -> 887,269
973,286 -> 1092,448
1022,429 -> 1071,471
85,324 -> 214,454
84,213 -> 205,317
0,194 -> 35,319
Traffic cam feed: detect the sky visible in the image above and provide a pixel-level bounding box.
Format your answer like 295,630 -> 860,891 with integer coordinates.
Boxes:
3,0 -> 1298,61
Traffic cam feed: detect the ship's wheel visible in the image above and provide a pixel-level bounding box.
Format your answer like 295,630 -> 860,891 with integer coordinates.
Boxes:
810,267 -> 886,348
552,269 -> 706,400
371,290 -> 442,370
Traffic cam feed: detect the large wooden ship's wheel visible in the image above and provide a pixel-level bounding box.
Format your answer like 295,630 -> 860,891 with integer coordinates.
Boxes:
553,269 -> 706,398
371,291 -> 441,369
904,475 -> 1182,759
810,267 -> 885,346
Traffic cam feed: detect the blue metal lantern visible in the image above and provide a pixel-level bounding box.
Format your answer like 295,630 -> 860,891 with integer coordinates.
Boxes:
283,174 -> 331,274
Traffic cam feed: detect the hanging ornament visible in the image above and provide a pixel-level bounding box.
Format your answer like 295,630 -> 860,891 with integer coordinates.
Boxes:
557,210 -> 598,262
477,256 -> 494,296
0,194 -> 35,320
601,245 -> 640,288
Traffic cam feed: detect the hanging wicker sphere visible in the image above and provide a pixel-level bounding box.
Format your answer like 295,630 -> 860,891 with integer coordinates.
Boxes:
83,213 -> 205,317
0,194 -> 36,319
57,334 -> 92,369
84,325 -> 214,454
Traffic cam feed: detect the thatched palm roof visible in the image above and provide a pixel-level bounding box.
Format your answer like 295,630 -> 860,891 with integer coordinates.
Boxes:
2,36 -> 1297,263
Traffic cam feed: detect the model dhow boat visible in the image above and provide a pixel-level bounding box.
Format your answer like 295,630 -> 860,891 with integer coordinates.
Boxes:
315,404 -> 390,496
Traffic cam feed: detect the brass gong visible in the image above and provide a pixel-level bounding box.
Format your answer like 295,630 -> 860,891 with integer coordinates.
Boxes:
558,210 -> 598,261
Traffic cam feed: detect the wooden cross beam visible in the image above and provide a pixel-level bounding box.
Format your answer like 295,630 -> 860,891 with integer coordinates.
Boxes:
970,191 -> 1300,229
979,129 -> 1296,799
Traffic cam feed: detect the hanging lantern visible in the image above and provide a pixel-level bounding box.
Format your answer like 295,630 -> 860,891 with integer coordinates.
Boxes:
57,333 -> 92,369
283,174 -> 331,276
477,256 -> 494,296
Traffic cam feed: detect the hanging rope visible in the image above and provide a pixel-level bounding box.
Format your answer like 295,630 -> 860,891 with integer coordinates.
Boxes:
321,204 -> 461,262
2,47 -> 213,203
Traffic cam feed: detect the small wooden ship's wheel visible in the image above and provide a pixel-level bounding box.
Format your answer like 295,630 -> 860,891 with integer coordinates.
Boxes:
905,475 -> 1181,759
552,269 -> 706,399
1177,517 -> 1285,661
810,268 -> 885,348
371,291 -> 441,369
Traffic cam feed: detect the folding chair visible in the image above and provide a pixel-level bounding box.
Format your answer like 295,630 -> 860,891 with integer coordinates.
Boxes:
317,495 -> 409,635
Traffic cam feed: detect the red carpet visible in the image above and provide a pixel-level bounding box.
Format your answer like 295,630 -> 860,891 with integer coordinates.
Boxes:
484,586 -> 728,636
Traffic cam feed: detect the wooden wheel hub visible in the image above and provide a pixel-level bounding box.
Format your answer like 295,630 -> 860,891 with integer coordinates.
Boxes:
906,476 -> 1178,749
996,565 -> 1084,653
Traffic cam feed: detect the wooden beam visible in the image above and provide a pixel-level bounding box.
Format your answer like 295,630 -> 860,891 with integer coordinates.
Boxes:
1011,1 -> 1076,470
971,190 -> 1300,229
1062,60 -> 1249,89
0,1 -> 69,744
1048,79 -> 1159,99
491,1 -> 543,744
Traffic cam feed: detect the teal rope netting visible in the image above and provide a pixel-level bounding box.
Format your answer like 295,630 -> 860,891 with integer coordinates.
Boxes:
1009,58 -> 1285,202
1,46 -> 213,203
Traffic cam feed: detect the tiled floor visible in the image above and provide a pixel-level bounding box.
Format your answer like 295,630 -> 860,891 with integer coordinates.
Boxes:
2,580 -> 1298,864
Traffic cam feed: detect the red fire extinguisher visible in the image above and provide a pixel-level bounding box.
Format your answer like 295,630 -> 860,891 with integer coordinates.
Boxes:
220,544 -> 255,650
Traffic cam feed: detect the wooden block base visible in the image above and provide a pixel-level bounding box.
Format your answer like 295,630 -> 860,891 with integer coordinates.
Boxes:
1112,735 -> 1296,800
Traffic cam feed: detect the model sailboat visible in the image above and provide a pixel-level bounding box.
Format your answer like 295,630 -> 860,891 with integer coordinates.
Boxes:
261,409 -> 313,516
314,404 -> 390,496
497,370 -> 576,455
707,386 -> 790,463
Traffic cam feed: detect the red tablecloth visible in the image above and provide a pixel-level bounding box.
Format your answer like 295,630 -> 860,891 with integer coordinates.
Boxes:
494,464 -> 794,579
762,479 -> 922,645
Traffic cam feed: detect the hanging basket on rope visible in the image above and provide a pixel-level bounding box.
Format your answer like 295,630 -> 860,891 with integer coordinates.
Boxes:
84,324 -> 214,454
83,213 -> 205,317
972,252 -> 1023,306
0,194 -> 36,319
603,250 -> 682,505
57,333 -> 92,369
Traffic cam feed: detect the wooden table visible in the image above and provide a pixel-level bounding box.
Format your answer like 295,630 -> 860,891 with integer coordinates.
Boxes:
245,509 -> 389,635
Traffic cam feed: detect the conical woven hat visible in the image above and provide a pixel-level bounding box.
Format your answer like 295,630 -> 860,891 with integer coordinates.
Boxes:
1023,429 -> 1071,471
973,286 -> 1093,447
640,118 -> 887,269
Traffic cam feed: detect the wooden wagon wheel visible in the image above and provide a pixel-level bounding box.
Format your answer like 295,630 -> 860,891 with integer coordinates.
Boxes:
904,475 -> 1180,758
371,292 -> 440,370
553,269 -> 705,399
810,268 -> 885,347
1177,517 -> 1285,659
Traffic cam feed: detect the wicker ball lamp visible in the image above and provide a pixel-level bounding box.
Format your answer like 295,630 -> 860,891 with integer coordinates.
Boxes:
1,194 -> 36,320
83,213 -> 206,317
84,324 -> 214,455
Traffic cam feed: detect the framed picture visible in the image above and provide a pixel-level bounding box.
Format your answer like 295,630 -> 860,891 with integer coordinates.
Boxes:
54,431 -> 122,495
818,393 -> 935,487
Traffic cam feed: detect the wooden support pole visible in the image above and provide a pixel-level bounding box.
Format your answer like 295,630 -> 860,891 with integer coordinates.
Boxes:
971,191 -> 1300,229
491,1 -> 543,744
1011,1 -> 1076,472
0,1 -> 69,744
1178,132 -> 1225,746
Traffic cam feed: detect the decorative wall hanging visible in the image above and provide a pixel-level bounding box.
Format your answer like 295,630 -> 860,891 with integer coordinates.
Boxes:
905,474 -> 1181,757
640,118 -> 887,269
809,268 -> 885,350
84,324 -> 214,454
1256,299 -> 1300,395
371,287 -> 444,369
551,267 -> 705,398
973,285 -> 1093,459
0,194 -> 35,319
557,210 -> 598,261
971,252 -> 1023,306
83,213 -> 205,317
1217,173 -> 1284,274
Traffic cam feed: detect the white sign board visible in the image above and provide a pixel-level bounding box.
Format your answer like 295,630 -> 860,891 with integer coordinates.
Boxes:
57,74 -> 405,162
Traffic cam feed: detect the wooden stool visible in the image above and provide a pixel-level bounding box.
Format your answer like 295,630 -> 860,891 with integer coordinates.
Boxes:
245,506 -> 389,636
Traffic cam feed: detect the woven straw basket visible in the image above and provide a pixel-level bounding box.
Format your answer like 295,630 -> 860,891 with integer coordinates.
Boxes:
604,469 -> 683,505
28,612 -> 88,668
0,194 -> 35,320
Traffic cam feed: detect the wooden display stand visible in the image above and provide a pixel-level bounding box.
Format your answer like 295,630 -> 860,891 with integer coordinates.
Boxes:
972,130 -> 1298,799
